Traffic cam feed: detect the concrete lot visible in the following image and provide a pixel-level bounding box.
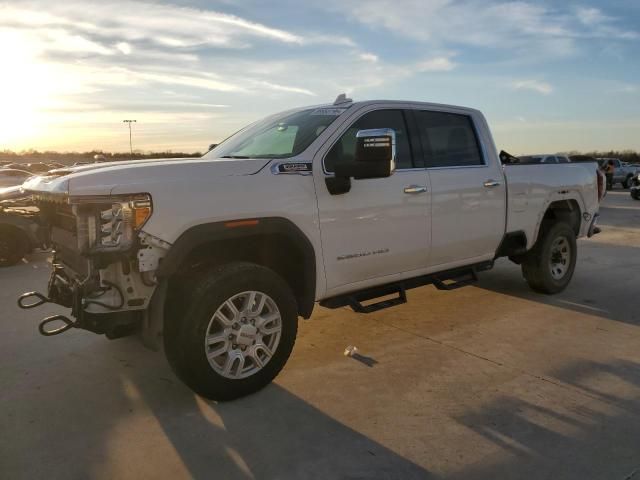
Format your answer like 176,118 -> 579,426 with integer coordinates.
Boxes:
1,190 -> 639,479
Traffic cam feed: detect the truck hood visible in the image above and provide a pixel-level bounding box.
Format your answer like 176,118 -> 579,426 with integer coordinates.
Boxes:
23,157 -> 271,197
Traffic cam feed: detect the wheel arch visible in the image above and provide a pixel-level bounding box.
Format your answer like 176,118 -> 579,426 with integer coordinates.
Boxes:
156,217 -> 316,319
531,199 -> 582,249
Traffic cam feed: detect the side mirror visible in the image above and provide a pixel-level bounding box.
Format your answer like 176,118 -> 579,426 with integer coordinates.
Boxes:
326,128 -> 396,195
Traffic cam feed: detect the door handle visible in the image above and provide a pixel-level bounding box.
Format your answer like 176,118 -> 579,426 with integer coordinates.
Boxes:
483,179 -> 501,188
404,185 -> 428,194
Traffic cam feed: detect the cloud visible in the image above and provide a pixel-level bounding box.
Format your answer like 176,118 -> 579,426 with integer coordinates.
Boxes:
329,0 -> 639,58
249,80 -> 316,96
415,57 -> 456,72
574,6 -> 639,40
358,52 -> 379,63
609,83 -> 639,94
576,7 -> 609,26
0,2 -> 305,49
115,42 -> 132,55
511,80 -> 553,95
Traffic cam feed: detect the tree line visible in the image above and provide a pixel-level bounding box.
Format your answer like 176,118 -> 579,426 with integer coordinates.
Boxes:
0,149 -> 203,165
563,150 -> 640,163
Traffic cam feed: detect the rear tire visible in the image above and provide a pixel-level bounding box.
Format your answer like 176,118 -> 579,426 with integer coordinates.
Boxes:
0,229 -> 28,267
521,222 -> 577,294
164,262 -> 298,401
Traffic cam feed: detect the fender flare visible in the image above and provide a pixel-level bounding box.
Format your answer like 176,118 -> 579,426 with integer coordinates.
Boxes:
530,195 -> 583,249
155,217 -> 317,318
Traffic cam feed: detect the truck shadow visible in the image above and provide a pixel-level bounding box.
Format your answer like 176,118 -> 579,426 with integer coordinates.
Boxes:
0,333 -> 430,480
447,358 -> 640,479
131,371 -> 429,480
476,245 -> 640,326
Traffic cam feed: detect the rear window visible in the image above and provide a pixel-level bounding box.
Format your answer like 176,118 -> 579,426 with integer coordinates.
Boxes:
413,111 -> 484,168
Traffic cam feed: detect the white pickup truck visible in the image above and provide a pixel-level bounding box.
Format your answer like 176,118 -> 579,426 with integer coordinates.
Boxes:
19,96 -> 603,401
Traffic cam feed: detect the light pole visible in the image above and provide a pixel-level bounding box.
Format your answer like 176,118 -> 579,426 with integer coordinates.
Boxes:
123,119 -> 136,157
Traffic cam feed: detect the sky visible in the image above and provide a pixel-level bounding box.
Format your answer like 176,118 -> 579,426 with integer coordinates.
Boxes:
0,0 -> 639,155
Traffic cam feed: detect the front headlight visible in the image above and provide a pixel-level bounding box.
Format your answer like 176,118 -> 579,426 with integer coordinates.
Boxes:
99,195 -> 152,250
71,194 -> 152,253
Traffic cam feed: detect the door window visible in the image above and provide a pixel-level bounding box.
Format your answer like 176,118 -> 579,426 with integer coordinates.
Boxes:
324,109 -> 413,172
413,111 -> 484,168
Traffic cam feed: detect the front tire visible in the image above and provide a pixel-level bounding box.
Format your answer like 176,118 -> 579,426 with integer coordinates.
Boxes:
623,175 -> 633,189
164,262 -> 298,401
521,222 -> 577,294
0,229 -> 28,267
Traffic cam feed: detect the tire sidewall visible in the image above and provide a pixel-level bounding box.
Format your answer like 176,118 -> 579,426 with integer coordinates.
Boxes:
0,229 -> 25,267
536,223 -> 577,292
168,262 -> 298,400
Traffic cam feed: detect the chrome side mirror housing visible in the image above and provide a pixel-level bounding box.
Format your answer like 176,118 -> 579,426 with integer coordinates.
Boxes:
326,128 -> 397,195
353,128 -> 396,177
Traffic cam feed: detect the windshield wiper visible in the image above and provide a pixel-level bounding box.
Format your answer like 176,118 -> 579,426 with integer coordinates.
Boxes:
248,154 -> 293,159
220,155 -> 251,159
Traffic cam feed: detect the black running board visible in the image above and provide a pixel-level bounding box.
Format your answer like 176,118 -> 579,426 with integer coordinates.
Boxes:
320,261 -> 491,314
347,285 -> 407,314
432,270 -> 478,290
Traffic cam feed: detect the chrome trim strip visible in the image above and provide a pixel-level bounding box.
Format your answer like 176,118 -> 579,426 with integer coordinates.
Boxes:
427,165 -> 489,171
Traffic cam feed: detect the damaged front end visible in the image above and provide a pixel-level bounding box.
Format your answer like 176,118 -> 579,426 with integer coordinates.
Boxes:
18,191 -> 169,342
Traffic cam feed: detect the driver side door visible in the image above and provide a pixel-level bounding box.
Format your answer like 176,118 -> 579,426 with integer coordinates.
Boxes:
313,106 -> 431,296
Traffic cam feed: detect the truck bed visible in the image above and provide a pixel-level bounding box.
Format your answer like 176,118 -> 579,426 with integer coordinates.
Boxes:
504,162 -> 599,248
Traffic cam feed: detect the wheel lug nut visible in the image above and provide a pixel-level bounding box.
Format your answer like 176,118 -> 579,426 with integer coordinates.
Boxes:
228,334 -> 233,340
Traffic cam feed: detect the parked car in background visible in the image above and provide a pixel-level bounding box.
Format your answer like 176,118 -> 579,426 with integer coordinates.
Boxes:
630,172 -> 640,200
46,162 -> 66,169
596,158 -> 638,188
21,163 -> 52,174
2,162 -> 53,174
0,169 -> 33,188
0,188 -> 50,266
518,154 -> 570,164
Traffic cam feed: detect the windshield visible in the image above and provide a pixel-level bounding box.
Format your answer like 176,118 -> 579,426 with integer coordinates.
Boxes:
203,106 -> 350,160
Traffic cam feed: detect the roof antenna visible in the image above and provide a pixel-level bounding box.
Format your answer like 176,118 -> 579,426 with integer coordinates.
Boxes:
333,93 -> 352,105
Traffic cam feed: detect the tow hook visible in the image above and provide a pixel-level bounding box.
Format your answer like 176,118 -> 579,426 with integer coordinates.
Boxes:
17,291 -> 77,337
17,291 -> 50,309
38,315 -> 76,336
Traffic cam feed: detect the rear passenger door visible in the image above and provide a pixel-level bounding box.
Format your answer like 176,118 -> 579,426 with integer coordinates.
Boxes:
411,109 -> 506,268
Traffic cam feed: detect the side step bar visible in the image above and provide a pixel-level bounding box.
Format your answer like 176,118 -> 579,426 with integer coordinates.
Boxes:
320,261 -> 492,314
348,285 -> 407,314
432,270 -> 478,291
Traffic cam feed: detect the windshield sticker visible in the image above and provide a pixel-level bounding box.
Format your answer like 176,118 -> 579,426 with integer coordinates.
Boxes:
310,108 -> 347,116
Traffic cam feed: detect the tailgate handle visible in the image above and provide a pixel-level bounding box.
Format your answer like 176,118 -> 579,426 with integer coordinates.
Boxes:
483,179 -> 501,188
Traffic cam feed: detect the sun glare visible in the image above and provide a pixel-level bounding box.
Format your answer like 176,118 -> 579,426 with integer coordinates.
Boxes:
0,30 -> 75,150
